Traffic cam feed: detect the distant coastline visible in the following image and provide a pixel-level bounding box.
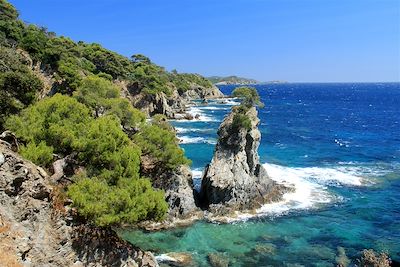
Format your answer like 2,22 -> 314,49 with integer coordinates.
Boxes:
208,76 -> 289,85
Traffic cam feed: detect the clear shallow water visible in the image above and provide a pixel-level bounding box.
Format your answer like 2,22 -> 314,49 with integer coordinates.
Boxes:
122,83 -> 400,266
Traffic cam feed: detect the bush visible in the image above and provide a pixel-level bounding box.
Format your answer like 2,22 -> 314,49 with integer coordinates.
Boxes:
74,76 -> 145,128
0,48 -> 43,129
5,93 -> 92,153
133,123 -> 191,170
232,113 -> 252,131
76,115 -> 142,184
19,141 -> 53,166
68,176 -> 167,226
232,86 -> 263,108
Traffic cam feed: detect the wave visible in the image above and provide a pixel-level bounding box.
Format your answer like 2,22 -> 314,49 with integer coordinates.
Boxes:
199,106 -> 229,111
175,127 -> 213,134
218,163 -> 374,222
185,107 -> 218,122
179,136 -> 216,145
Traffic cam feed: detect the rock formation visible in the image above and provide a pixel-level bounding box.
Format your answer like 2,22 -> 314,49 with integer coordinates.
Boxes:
150,165 -> 199,218
199,107 -> 286,214
120,81 -> 224,119
181,84 -> 225,100
0,143 -> 159,267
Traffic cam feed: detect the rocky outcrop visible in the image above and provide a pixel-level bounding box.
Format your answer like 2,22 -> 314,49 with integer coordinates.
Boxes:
120,81 -> 224,119
141,161 -> 198,219
198,107 -> 287,214
182,84 -> 225,100
0,144 -> 159,267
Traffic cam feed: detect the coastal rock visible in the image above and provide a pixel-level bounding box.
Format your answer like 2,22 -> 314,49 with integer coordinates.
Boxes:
151,165 -> 199,218
182,85 -> 224,100
119,79 -> 224,119
199,107 -> 287,214
156,252 -> 194,267
0,144 -> 159,267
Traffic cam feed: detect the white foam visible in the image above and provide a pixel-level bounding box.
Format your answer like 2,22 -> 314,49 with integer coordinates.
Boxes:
200,106 -> 229,110
175,127 -> 213,134
192,168 -> 204,179
216,163 -> 372,222
179,136 -> 216,145
186,106 -> 218,122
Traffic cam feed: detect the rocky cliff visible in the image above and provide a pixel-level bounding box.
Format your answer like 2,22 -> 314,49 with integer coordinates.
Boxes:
0,143 -> 159,267
181,84 -> 225,100
120,81 -> 224,119
146,165 -> 199,219
198,107 -> 287,214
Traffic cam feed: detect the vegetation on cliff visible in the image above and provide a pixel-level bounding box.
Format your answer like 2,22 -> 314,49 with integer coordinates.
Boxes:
230,86 -> 263,131
0,0 -> 202,227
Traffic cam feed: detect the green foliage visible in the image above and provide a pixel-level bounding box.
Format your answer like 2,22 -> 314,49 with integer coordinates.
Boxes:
0,0 -> 24,44
170,73 -> 213,93
82,43 -> 134,79
0,0 -> 19,21
231,113 -> 252,131
74,75 -> 119,114
232,86 -> 263,108
68,176 -> 167,226
133,123 -> 191,170
0,46 -> 43,129
19,141 -> 53,166
5,94 -> 91,153
20,25 -> 48,62
6,94 -> 168,226
129,58 -> 172,96
106,98 -> 145,129
76,115 -> 142,184
74,75 -> 145,128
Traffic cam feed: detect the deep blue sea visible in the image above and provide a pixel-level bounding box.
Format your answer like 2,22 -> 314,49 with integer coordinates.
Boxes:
122,83 -> 400,266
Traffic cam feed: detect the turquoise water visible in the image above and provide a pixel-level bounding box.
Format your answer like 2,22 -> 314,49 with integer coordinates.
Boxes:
122,83 -> 400,266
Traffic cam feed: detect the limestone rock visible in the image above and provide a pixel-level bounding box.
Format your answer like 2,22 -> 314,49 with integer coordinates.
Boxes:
152,165 -> 199,218
199,107 -> 287,214
182,85 -> 224,100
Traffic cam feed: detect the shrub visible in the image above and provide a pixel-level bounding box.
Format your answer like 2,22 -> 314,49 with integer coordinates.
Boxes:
133,123 -> 191,170
68,176 -> 167,226
19,141 -> 53,166
74,76 -> 145,128
5,93 -> 92,154
232,113 -> 252,131
232,86 -> 263,108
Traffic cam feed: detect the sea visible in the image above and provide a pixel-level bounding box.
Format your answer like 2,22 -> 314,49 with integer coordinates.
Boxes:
121,83 -> 400,266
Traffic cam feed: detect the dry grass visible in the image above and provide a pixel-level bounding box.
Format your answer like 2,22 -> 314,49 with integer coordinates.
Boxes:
51,184 -> 67,214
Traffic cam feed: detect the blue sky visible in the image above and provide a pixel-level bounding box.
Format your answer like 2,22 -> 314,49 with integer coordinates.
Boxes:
9,0 -> 400,82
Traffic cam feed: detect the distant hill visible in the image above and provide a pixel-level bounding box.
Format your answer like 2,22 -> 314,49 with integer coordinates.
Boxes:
207,76 -> 259,85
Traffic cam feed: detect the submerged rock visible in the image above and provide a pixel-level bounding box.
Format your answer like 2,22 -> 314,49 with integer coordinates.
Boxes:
156,252 -> 194,267
199,107 -> 287,214
207,253 -> 229,267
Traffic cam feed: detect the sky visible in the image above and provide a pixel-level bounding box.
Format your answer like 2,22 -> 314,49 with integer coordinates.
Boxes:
9,0 -> 400,82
